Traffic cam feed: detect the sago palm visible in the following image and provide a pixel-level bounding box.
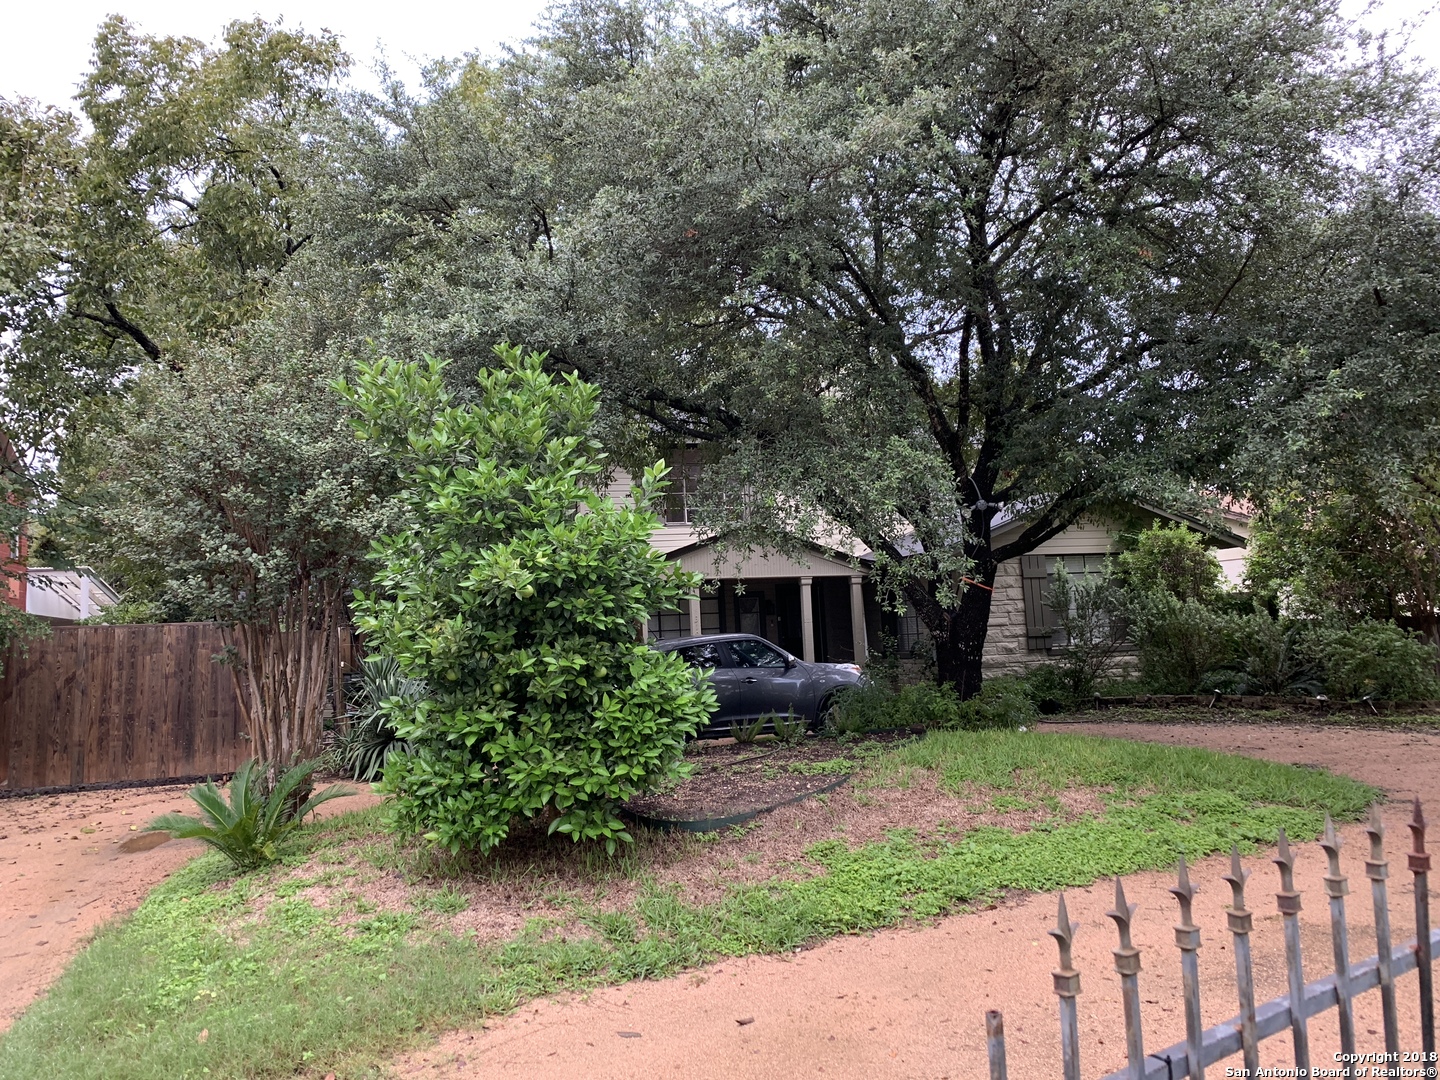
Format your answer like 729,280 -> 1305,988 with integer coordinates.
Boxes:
146,758 -> 354,871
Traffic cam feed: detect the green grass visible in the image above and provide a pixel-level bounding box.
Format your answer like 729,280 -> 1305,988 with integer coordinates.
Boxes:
0,731 -> 1378,1080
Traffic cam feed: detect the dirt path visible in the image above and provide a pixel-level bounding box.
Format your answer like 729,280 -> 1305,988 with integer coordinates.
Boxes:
0,781 -> 375,1033
392,723 -> 1440,1079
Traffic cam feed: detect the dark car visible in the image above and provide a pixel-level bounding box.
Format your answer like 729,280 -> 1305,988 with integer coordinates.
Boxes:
653,633 -> 865,735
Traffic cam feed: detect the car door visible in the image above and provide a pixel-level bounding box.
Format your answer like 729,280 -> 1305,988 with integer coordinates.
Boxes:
725,637 -> 813,722
673,641 -> 743,732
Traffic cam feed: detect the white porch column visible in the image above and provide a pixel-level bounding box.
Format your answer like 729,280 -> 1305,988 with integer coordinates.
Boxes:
687,594 -> 703,637
799,577 -> 816,662
78,575 -> 93,621
848,575 -> 868,665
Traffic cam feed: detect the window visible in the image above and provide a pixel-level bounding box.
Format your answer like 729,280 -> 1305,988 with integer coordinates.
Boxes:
700,594 -> 721,634
895,609 -> 923,658
647,607 -> 687,640
661,447 -> 703,524
1022,553 -> 1111,651
676,642 -> 725,669
729,639 -> 788,668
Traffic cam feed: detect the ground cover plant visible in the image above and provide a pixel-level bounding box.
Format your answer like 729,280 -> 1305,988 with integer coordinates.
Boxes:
0,730 -> 1375,1080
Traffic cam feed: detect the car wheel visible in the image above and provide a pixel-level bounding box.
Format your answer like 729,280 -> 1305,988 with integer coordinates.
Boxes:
815,691 -> 843,732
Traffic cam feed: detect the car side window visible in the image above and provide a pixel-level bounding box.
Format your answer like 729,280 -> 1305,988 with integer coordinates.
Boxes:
676,642 -> 725,669
729,639 -> 787,669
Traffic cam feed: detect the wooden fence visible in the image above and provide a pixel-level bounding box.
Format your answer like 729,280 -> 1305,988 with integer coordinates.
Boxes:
0,623 -> 247,791
985,803 -> 1440,1079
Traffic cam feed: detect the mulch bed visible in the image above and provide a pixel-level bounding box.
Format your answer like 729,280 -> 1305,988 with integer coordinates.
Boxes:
623,732 -> 912,823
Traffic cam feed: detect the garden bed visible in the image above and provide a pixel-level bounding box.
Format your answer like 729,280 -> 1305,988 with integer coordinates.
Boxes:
621,736 -> 878,826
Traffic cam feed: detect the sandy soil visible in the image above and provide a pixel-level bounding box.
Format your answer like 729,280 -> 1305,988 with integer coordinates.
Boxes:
0,780 -> 376,1033
392,722 -> 1440,1079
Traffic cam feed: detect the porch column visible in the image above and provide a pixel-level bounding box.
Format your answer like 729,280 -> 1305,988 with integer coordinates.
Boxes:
687,594 -> 703,637
849,575 -> 868,665
799,577 -> 816,662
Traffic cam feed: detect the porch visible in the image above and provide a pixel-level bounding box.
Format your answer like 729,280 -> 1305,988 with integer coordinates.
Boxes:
645,541 -> 877,664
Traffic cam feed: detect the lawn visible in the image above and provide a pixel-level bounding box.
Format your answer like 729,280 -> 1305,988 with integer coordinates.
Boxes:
0,729 -> 1377,1080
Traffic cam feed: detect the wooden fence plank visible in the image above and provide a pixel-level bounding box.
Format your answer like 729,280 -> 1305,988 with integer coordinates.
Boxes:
0,623 -> 250,790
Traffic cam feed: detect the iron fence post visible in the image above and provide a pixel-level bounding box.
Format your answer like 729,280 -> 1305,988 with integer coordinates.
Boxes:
1320,815 -> 1356,1058
1108,877 -> 1146,1080
1367,805 -> 1402,1054
985,1009 -> 1009,1080
1222,845 -> 1260,1076
1274,829 -> 1310,1072
1410,798 -> 1435,1057
1170,857 -> 1205,1080
1049,892 -> 1083,1080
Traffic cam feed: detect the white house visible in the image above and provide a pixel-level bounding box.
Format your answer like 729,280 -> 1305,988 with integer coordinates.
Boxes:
26,567 -> 121,624
622,463 -> 1250,675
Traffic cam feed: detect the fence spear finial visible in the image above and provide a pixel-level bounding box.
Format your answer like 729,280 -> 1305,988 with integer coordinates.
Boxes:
1170,855 -> 1199,926
1274,828 -> 1299,898
1367,803 -> 1387,865
1322,815 -> 1347,896
1050,891 -> 1079,974
1411,797 -> 1429,861
1223,843 -> 1251,912
1109,875 -> 1138,951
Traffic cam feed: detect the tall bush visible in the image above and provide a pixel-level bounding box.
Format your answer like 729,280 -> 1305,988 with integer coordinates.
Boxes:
341,347 -> 716,855
1128,593 -> 1238,694
107,336 -> 396,769
1115,524 -> 1225,604
1302,620 -> 1440,701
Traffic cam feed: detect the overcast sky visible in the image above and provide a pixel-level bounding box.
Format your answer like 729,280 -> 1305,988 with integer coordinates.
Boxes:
2,0 -> 1435,111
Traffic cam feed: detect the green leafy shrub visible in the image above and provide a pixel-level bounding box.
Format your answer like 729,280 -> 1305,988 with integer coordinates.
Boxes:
340,347 -> 717,855
730,715 -> 766,744
1302,619 -> 1440,701
947,676 -> 1038,731
1227,613 -> 1321,696
1019,664 -> 1079,713
1116,524 -> 1225,603
145,758 -> 354,871
825,682 -> 900,734
1129,593 -> 1238,693
1047,564 -> 1128,698
771,710 -> 806,744
895,682 -> 962,728
825,681 -> 958,733
342,654 -> 426,782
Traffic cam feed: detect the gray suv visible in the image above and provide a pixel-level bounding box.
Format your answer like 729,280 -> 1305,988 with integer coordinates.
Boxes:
653,633 -> 865,735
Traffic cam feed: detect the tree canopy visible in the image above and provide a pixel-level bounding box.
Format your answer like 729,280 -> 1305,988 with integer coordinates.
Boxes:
295,0 -> 1428,690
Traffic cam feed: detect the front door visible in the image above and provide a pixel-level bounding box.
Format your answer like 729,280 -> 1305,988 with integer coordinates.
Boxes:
725,638 -> 814,723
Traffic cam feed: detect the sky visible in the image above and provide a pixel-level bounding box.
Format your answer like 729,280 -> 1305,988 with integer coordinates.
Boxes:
1,0 -> 1435,110
1,0 -> 553,108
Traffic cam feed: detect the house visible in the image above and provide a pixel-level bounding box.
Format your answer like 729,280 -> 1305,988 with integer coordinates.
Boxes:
25,567 -> 121,624
621,463 -> 1250,676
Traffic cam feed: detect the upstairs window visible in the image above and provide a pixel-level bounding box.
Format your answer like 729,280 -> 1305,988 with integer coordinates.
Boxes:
660,447 -> 703,525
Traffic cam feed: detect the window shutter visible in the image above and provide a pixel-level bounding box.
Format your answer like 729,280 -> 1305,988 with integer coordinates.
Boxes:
1021,555 -> 1056,651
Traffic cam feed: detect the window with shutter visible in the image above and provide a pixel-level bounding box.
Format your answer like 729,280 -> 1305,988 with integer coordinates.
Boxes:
1021,555 -> 1056,651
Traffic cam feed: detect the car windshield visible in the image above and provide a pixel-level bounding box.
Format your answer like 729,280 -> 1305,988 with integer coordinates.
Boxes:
675,642 -> 725,669
728,639 -> 787,668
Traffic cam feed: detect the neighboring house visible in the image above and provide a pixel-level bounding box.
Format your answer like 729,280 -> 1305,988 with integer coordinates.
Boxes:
1,531 -> 25,612
1,435 -> 26,611
980,504 -> 1250,678
619,463 -> 1250,676
25,567 -> 121,624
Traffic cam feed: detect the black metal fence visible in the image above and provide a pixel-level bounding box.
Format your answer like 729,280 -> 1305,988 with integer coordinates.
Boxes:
985,801 -> 1440,1079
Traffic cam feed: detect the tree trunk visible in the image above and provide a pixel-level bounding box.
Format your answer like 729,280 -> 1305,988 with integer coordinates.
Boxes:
933,560 -> 998,700
223,575 -> 344,778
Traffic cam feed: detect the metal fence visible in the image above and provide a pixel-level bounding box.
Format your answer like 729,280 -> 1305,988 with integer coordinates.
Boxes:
985,801 -> 1440,1079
